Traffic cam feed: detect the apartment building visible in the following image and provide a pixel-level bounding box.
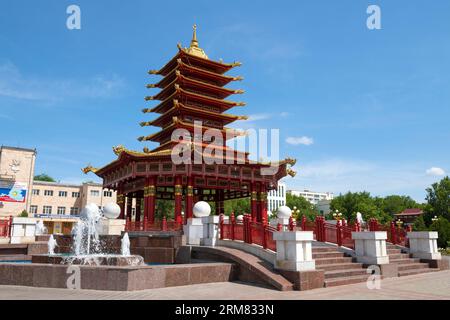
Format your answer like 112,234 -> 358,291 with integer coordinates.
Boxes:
0,145 -> 116,217
288,189 -> 334,205
29,181 -> 116,217
267,182 -> 286,212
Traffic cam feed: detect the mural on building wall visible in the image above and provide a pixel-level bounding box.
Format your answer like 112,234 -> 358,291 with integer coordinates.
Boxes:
0,181 -> 27,203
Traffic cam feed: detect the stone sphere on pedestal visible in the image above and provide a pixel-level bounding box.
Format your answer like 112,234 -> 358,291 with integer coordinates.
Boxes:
277,206 -> 292,219
193,201 -> 211,218
103,202 -> 121,219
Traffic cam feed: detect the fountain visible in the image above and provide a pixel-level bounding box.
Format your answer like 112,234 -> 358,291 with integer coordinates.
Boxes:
36,220 -> 47,235
47,235 -> 57,255
34,203 -> 144,266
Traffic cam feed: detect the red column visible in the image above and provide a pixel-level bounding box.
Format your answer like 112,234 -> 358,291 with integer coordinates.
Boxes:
258,185 -> 268,223
174,176 -> 182,224
117,185 -> 125,219
135,197 -> 141,222
144,177 -> 156,224
250,183 -> 258,222
185,176 -> 193,223
126,195 -> 132,221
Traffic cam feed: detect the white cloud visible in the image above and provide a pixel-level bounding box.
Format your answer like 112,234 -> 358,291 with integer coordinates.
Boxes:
0,61 -> 125,103
286,136 -> 314,146
426,167 -> 446,177
248,113 -> 271,121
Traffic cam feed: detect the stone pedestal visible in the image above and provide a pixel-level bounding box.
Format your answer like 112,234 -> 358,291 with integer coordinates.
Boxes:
183,218 -> 203,245
277,218 -> 290,231
200,215 -> 220,246
273,231 -> 315,271
352,231 -> 389,265
407,231 -> 441,260
10,217 -> 37,244
97,219 -> 126,236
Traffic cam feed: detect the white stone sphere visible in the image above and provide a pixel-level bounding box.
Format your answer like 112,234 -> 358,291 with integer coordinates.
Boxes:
277,206 -> 292,219
193,201 -> 211,218
103,202 -> 121,219
80,203 -> 101,221
237,215 -> 244,221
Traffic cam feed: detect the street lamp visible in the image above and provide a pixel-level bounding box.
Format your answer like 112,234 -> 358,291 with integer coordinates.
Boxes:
395,218 -> 403,228
431,216 -> 438,222
332,210 -> 342,221
292,206 -> 300,218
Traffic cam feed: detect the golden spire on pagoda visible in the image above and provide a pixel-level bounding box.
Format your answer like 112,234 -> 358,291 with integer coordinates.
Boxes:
185,24 -> 208,59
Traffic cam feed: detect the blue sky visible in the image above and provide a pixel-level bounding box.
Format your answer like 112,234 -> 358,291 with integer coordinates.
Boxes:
1,0 -> 449,202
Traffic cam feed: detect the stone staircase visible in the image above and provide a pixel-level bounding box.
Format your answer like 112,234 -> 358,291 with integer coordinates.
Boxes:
386,243 -> 438,277
0,244 -> 31,262
313,246 -> 369,287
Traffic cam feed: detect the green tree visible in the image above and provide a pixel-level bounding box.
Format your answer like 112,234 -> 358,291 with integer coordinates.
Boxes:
413,215 -> 428,231
224,198 -> 250,216
286,193 -> 319,221
380,195 -> 422,217
34,173 -> 56,182
19,210 -> 28,217
155,199 -> 174,220
429,216 -> 450,248
424,176 -> 450,224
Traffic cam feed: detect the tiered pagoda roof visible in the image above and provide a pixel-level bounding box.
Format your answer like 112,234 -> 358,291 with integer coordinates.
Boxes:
139,24 -> 248,156
83,25 -> 297,182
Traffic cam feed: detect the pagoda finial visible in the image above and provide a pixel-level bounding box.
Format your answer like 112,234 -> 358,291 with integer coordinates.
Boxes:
191,24 -> 198,48
185,24 -> 208,59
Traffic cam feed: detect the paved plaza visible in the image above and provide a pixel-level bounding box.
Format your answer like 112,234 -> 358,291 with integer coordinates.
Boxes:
0,270 -> 448,300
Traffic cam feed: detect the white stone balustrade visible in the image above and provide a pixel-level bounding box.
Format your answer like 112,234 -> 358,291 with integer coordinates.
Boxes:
352,231 -> 389,265
183,217 -> 204,245
273,231 -> 315,271
407,231 -> 441,260
200,215 -> 220,246
10,217 -> 36,244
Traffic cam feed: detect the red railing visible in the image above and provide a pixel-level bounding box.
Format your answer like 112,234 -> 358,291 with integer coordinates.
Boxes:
220,213 -> 279,252
125,217 -> 182,232
368,218 -> 410,247
0,216 -> 12,238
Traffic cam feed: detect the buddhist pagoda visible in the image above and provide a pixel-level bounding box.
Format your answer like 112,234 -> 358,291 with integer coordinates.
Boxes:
83,25 -> 296,224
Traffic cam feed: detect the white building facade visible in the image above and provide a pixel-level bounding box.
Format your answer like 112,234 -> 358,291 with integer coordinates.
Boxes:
267,182 -> 286,213
288,189 -> 334,206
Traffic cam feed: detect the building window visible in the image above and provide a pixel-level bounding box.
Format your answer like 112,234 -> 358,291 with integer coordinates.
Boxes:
43,206 -> 52,214
103,190 -> 112,197
30,205 -> 38,214
32,189 -> 40,196
90,190 -> 100,197
59,191 -> 67,197
44,190 -> 53,196
57,207 -> 66,215
70,207 -> 79,215
72,192 -> 80,198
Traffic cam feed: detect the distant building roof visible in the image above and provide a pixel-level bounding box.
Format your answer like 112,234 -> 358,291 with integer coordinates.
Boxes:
0,145 -> 37,154
394,208 -> 423,216
33,180 -> 102,188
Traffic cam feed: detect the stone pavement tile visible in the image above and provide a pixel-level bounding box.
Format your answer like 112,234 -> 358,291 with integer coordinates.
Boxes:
0,270 -> 448,300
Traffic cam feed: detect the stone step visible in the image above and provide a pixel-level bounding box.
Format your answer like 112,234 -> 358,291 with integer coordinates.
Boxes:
388,253 -> 410,260
398,268 -> 438,277
397,263 -> 431,271
315,257 -> 353,266
0,254 -> 31,261
324,274 -> 369,287
317,262 -> 365,272
324,269 -> 368,279
387,249 -> 401,254
390,258 -> 421,265
312,252 -> 345,259
312,247 -> 339,253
